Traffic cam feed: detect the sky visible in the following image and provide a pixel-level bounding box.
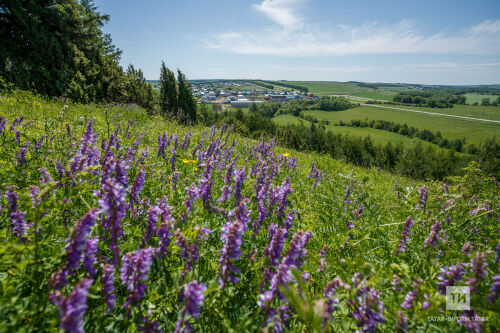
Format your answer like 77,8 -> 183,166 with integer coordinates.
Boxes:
94,0 -> 500,84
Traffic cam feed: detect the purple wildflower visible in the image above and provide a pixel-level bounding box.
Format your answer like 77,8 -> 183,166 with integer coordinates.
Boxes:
102,264 -> 116,312
396,311 -> 408,332
184,281 -> 206,318
275,178 -> 292,219
175,281 -> 206,333
488,274 -> 500,303
466,252 -> 487,293
5,188 -> 28,237
318,245 -> 328,272
324,278 -> 346,315
462,241 -> 473,256
424,220 -> 442,248
156,197 -> 173,257
348,282 -> 385,332
64,208 -> 99,273
120,247 -> 155,307
265,223 -> 288,268
283,211 -> 295,231
10,209 -> 28,241
395,216 -> 413,256
137,146 -> 149,166
27,185 -> 40,208
351,205 -> 365,219
459,310 -> 482,333
99,159 -> 129,265
401,279 -> 422,309
50,278 -> 94,333
218,218 -> 245,289
83,238 -> 99,277
422,294 -> 430,309
283,230 -> 312,269
233,167 -> 246,204
34,135 -> 46,150
436,264 -> 465,295
392,275 -> 401,291
18,140 -> 30,165
144,205 -> 160,245
130,169 -> 146,206
416,185 -> 428,209
136,310 -> 161,333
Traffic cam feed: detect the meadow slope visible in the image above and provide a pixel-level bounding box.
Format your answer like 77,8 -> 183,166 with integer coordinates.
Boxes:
0,91 -> 498,332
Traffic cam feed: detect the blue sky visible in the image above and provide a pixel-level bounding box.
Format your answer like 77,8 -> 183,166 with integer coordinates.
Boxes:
95,0 -> 500,84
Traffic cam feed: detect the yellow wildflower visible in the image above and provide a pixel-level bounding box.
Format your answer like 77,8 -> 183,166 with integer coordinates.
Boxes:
182,159 -> 190,164
282,153 -> 290,157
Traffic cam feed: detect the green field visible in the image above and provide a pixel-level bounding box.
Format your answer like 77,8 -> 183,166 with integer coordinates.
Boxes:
363,104 -> 500,121
272,114 -> 310,126
285,81 -> 416,100
303,106 -> 499,145
273,114 -> 443,147
464,93 -> 499,104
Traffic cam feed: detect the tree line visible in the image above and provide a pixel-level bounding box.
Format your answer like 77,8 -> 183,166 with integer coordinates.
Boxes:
0,0 -> 156,110
337,119 -> 472,153
260,81 -> 309,93
198,107 -> 499,180
393,91 -> 466,108
248,97 -> 353,118
0,0 -> 199,123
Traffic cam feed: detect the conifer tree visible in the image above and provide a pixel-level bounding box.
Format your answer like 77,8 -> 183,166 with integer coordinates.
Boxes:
176,69 -> 197,123
159,61 -> 177,118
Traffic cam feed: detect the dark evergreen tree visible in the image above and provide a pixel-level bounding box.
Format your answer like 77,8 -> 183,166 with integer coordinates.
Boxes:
159,61 -> 177,118
176,69 -> 196,123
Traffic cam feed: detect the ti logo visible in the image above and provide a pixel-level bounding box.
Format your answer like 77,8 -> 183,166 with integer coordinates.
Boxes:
446,286 -> 470,310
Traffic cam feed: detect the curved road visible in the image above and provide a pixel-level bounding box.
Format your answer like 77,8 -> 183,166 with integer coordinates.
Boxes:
359,103 -> 500,124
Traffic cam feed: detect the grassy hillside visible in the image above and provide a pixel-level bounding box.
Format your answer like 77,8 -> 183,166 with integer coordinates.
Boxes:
0,91 -> 498,332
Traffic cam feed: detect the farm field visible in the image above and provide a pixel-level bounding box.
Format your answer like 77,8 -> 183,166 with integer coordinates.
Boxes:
273,113 -> 467,148
273,114 -> 422,146
303,106 -> 499,145
362,104 -> 500,121
285,81 -> 416,99
464,93 -> 499,104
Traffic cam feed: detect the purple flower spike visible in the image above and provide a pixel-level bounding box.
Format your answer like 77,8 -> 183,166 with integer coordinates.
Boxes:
347,282 -> 385,332
65,208 -> 99,273
424,220 -> 443,248
488,274 -> 500,303
265,223 -> 288,268
466,252 -> 487,293
130,169 -> 146,206
395,216 -> 413,256
102,264 -> 116,312
401,279 -> 422,309
50,278 -> 94,333
83,238 -> 99,277
120,247 -> 155,307
184,281 -> 206,318
416,185 -> 428,209
436,264 -> 465,295
219,218 -> 245,289
233,167 -> 246,204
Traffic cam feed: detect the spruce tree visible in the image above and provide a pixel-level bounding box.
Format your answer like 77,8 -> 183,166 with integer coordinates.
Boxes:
159,61 -> 177,118
176,69 -> 197,123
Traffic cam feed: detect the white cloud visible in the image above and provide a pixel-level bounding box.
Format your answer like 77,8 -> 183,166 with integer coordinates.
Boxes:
468,19 -> 500,35
252,0 -> 303,29
206,0 -> 500,57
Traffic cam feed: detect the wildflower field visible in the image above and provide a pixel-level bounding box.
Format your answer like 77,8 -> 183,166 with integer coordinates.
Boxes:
0,91 -> 498,332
